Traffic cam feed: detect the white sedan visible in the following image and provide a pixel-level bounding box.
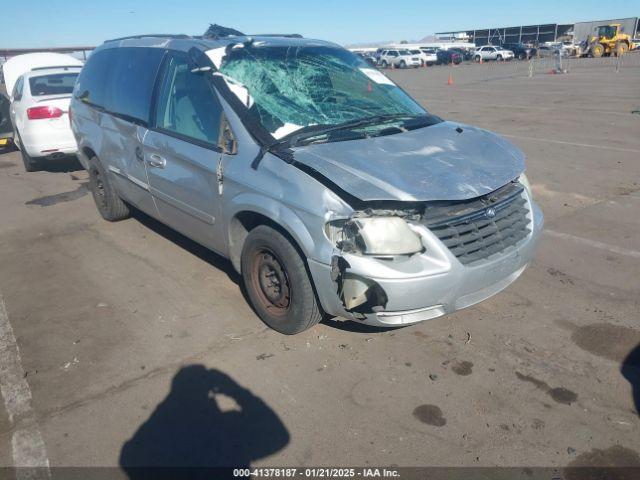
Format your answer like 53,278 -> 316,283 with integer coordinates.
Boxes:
3,53 -> 82,171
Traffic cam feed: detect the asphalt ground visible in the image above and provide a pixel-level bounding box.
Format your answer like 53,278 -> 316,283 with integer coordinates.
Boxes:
0,59 -> 638,476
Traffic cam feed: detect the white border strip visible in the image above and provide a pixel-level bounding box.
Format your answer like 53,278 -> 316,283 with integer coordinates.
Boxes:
0,292 -> 50,476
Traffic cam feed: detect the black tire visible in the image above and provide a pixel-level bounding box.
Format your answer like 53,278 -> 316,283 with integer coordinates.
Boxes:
399,60 -> 407,69
474,55 -> 481,63
496,54 -> 503,61
518,52 -> 526,60
380,60 -> 388,68
241,225 -> 322,335
16,130 -> 39,172
87,156 -> 130,221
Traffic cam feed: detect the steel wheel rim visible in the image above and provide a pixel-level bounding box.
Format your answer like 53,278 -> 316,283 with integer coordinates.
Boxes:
250,247 -> 291,317
92,169 -> 107,208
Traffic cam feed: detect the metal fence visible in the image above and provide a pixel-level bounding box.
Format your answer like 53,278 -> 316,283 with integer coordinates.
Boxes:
393,50 -> 640,85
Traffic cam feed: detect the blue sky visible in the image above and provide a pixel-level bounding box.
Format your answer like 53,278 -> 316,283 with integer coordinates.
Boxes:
1,0 -> 639,47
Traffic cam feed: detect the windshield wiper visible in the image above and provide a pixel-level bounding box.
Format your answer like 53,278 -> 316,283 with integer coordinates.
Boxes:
250,114 -> 434,169
284,114 -> 422,147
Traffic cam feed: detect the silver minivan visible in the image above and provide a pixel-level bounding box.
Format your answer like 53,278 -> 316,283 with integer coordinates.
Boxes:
71,34 -> 543,334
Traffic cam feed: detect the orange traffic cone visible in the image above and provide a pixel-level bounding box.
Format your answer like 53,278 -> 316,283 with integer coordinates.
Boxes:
447,71 -> 454,85
479,56 -> 483,64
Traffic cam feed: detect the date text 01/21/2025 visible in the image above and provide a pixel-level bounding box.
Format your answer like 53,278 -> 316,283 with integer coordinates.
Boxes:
233,468 -> 401,478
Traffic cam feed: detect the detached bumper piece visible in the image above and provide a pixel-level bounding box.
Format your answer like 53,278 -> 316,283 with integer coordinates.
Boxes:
424,182 -> 531,265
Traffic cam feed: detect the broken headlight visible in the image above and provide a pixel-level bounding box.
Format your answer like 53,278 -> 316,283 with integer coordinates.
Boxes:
326,217 -> 423,256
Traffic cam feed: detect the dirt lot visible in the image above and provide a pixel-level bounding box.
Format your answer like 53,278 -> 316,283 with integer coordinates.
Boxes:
0,61 -> 639,474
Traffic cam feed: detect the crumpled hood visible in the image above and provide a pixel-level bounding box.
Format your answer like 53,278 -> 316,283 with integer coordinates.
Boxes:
291,121 -> 525,202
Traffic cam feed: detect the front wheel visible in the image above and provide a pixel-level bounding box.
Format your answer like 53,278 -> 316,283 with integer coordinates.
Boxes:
380,60 -> 388,68
474,55 -> 481,62
399,60 -> 407,69
241,225 -> 322,335
590,43 -> 605,58
496,54 -> 503,61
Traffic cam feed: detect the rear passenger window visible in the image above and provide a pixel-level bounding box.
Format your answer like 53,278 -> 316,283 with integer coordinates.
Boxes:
154,53 -> 223,146
74,49 -> 113,109
75,47 -> 164,124
104,48 -> 165,124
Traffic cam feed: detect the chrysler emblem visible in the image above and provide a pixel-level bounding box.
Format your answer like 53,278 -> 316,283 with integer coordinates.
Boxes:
485,207 -> 496,219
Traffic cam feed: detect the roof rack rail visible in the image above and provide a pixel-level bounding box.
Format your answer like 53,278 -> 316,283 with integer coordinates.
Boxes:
250,34 -> 303,38
105,34 -> 191,43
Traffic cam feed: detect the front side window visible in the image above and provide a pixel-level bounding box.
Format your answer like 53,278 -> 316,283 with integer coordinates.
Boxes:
217,45 -> 428,139
154,53 -> 223,145
29,72 -> 79,96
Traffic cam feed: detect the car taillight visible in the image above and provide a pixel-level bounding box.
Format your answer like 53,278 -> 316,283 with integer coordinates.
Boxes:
27,106 -> 64,120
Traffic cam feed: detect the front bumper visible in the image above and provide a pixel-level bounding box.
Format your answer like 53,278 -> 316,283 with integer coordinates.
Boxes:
309,198 -> 543,327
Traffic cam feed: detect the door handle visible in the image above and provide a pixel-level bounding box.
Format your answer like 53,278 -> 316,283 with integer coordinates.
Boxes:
147,154 -> 166,168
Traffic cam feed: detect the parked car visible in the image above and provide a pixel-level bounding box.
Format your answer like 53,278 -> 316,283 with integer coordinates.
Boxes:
474,45 -> 514,62
378,49 -> 421,68
407,49 -> 428,66
501,43 -> 536,60
0,93 -> 12,150
3,53 -> 83,171
436,49 -> 463,65
419,48 -> 438,65
71,34 -> 543,335
356,52 -> 378,67
448,47 -> 473,61
537,45 -> 561,58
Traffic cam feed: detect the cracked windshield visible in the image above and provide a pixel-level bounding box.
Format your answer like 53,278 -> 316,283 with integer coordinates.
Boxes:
216,44 -> 429,141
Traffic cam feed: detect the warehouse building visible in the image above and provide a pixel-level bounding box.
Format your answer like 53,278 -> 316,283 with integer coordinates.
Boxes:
572,17 -> 639,43
436,17 -> 639,46
436,24 -> 573,46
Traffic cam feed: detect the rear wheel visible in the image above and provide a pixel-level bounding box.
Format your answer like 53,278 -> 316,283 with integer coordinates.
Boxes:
16,131 -> 39,172
518,52 -> 526,60
241,225 -> 322,335
615,42 -> 628,56
496,54 -> 503,61
88,156 -> 130,221
380,60 -> 388,68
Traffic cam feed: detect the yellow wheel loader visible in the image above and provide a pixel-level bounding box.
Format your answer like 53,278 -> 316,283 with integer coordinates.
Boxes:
584,24 -> 636,58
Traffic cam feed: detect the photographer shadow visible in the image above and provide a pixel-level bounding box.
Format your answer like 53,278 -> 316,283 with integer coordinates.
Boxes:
120,365 -> 289,477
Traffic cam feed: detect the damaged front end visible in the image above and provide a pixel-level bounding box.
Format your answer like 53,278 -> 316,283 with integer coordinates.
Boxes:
320,178 -> 542,326
325,209 -> 431,318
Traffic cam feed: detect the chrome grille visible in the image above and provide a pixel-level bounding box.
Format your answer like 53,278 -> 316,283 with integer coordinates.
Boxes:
424,183 -> 531,265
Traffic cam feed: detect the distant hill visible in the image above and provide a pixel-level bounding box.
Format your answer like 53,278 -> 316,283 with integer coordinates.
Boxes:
344,34 -> 438,48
